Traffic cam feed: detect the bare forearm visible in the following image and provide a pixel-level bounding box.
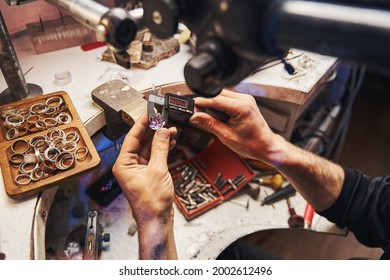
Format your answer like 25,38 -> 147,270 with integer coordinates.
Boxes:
265,135 -> 345,211
137,218 -> 178,260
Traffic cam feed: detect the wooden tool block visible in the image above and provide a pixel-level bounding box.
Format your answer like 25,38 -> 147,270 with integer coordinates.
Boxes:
0,91 -> 100,200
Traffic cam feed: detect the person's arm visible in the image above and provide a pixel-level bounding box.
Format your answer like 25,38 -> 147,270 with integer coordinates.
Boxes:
190,90 -> 390,251
189,90 -> 343,211
112,112 -> 178,259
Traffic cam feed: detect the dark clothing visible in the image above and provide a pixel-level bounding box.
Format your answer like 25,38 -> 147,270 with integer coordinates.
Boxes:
319,167 -> 390,259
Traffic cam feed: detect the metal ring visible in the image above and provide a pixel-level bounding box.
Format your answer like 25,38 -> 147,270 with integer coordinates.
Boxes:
35,120 -> 47,130
62,141 -> 77,153
30,167 -> 44,181
19,162 -> 38,174
43,117 -> 57,128
18,127 -> 27,137
46,128 -> 65,141
44,146 -> 61,161
35,149 -> 43,163
55,152 -> 75,170
75,146 -> 89,161
27,123 -> 40,133
30,103 -> 47,114
15,174 -> 32,186
26,114 -> 40,124
5,128 -> 19,140
44,107 -> 57,116
65,131 -> 80,142
39,160 -> 57,174
9,153 -> 24,166
11,139 -> 30,154
46,96 -> 64,108
49,137 -> 64,149
29,135 -> 46,147
5,114 -> 24,128
34,140 -> 49,153
56,112 -> 72,124
16,108 -> 31,118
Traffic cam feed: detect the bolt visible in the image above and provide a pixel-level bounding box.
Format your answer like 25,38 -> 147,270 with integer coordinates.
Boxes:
152,10 -> 163,25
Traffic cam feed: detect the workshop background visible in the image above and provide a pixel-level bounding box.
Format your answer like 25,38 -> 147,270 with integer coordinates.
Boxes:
1,1 -> 389,260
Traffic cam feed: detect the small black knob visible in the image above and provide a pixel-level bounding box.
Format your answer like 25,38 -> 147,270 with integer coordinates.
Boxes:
102,233 -> 110,243
143,0 -> 179,39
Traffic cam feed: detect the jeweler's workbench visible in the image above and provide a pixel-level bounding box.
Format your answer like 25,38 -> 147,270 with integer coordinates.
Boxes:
0,34 -> 345,260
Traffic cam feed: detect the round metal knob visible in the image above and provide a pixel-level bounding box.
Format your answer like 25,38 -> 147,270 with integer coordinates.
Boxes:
143,0 -> 179,39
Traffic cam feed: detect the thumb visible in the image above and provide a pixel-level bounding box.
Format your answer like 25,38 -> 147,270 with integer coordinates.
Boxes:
149,128 -> 170,168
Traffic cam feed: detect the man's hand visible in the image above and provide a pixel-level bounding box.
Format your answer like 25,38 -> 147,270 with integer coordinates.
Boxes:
189,90 -> 282,165
189,89 -> 344,211
112,112 -> 178,259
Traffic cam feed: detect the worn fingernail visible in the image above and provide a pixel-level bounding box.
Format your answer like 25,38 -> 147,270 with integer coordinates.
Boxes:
157,128 -> 169,139
190,117 -> 199,125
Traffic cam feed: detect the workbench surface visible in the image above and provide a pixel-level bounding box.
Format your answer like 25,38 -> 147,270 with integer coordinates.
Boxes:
0,34 -> 343,260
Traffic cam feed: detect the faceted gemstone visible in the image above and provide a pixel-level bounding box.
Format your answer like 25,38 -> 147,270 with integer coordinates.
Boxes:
149,112 -> 165,130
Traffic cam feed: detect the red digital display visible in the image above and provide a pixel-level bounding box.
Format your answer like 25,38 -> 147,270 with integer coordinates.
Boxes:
169,96 -> 187,108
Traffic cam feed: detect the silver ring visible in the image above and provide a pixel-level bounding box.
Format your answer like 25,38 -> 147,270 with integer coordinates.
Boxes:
19,162 -> 38,174
65,131 -> 80,142
15,174 -> 31,186
35,120 -> 47,130
56,112 -> 72,124
30,167 -> 44,181
16,108 -> 31,118
6,128 -> 19,140
9,153 -> 24,166
55,152 -> 75,170
27,114 -> 40,124
43,117 -> 57,128
5,114 -> 24,128
29,135 -> 46,147
75,146 -> 89,161
11,139 -> 29,154
30,103 -> 47,114
62,141 -> 77,153
44,107 -> 57,116
44,146 -> 61,161
46,128 -> 65,141
46,96 -> 64,108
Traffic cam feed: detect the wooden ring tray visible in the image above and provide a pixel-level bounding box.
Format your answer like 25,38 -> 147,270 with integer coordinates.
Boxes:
0,91 -> 100,200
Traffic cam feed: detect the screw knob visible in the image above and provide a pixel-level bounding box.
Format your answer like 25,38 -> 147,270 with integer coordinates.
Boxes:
143,0 -> 179,39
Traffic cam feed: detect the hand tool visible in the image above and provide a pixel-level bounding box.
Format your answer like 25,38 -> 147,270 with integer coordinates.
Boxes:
286,198 -> 304,228
258,173 -> 284,189
303,203 -> 315,229
147,85 -> 195,130
261,183 -> 296,206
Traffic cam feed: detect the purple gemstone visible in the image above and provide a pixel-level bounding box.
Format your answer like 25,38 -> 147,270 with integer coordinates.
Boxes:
149,112 -> 165,130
